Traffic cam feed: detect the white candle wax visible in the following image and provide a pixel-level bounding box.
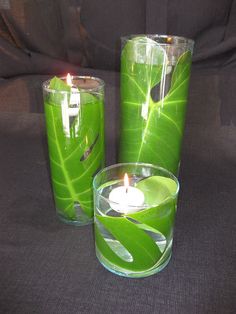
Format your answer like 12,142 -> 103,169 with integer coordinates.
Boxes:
66,74 -> 80,116
109,186 -> 145,214
166,65 -> 172,75
69,87 -> 80,116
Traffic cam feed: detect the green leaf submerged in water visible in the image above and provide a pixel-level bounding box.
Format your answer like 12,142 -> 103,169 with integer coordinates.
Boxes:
45,76 -> 104,220
136,175 -> 178,206
119,37 -> 192,174
95,175 -> 178,272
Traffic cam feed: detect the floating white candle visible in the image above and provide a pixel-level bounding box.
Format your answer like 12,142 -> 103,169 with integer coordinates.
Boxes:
70,87 -> 80,106
166,65 -> 172,75
108,173 -> 145,214
66,73 -> 80,115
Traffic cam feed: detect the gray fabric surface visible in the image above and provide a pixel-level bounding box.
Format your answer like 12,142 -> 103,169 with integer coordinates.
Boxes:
0,0 -> 236,74
0,67 -> 119,110
0,68 -> 235,314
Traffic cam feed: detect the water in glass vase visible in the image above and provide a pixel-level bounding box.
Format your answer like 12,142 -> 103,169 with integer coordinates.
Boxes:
119,36 -> 193,175
44,77 -> 105,225
94,175 -> 177,277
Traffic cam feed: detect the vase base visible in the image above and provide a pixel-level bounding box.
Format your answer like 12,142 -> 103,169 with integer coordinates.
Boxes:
96,249 -> 172,278
57,213 -> 94,226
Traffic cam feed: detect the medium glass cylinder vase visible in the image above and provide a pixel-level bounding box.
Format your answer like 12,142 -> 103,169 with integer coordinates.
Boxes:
93,162 -> 179,278
43,75 -> 105,226
119,35 -> 194,175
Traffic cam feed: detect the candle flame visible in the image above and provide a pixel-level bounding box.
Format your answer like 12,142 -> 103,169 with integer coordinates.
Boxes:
124,173 -> 129,193
66,73 -> 73,86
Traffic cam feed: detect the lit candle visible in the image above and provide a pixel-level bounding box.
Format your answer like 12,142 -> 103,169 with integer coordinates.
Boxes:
108,173 -> 145,214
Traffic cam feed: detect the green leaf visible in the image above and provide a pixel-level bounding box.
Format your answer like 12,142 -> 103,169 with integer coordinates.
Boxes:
45,77 -> 104,220
136,175 -> 178,206
126,199 -> 176,240
49,76 -> 96,106
95,175 -> 177,272
49,76 -> 70,91
119,37 -> 192,174
127,175 -> 177,238
95,215 -> 162,271
48,76 -> 71,105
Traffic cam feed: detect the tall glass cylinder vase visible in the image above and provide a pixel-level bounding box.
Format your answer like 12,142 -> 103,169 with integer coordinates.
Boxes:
43,76 -> 105,226
119,35 -> 194,175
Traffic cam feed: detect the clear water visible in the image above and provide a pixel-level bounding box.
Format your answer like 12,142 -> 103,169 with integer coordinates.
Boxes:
96,204 -> 171,264
95,176 -> 174,276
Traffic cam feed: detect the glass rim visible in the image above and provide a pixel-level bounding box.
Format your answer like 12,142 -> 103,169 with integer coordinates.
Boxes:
93,162 -> 180,210
121,34 -> 194,48
42,75 -> 105,94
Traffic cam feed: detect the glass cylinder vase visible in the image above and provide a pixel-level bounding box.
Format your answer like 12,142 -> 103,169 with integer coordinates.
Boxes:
43,76 -> 105,226
119,35 -> 194,175
93,162 -> 179,278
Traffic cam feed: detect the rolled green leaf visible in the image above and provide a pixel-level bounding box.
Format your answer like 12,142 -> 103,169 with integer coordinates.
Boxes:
95,175 -> 177,273
119,37 -> 192,175
44,77 -> 104,220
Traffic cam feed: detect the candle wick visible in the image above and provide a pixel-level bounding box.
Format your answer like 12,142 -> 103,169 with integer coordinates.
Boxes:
125,187 -> 128,194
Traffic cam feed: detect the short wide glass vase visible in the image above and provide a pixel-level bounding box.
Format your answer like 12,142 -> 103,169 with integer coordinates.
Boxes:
93,163 -> 179,278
